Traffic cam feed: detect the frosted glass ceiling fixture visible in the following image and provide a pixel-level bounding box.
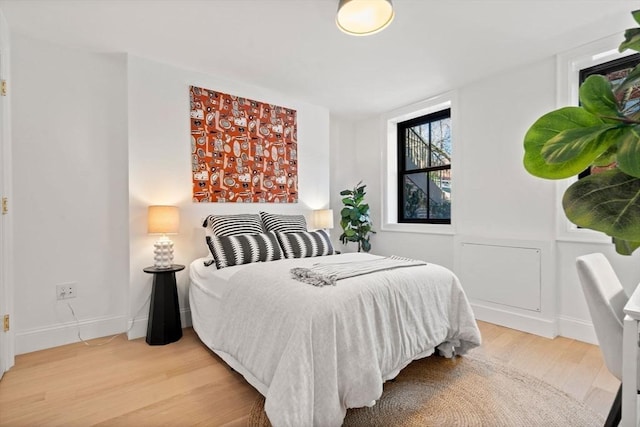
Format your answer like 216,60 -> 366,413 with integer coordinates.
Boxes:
336,0 -> 394,36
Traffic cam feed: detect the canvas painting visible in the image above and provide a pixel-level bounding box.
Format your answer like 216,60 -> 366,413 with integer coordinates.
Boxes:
190,85 -> 298,203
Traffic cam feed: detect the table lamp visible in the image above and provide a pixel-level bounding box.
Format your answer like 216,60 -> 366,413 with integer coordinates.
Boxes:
312,209 -> 334,230
148,205 -> 179,268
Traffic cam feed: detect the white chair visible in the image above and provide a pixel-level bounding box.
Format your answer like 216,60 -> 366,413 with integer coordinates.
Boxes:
576,253 -> 633,427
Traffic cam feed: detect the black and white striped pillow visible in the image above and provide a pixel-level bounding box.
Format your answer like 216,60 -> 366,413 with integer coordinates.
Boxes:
206,231 -> 283,269
276,230 -> 334,259
203,214 -> 264,237
260,212 -> 307,233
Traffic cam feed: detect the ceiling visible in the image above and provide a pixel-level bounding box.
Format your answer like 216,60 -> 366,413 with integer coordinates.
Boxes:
0,0 -> 638,119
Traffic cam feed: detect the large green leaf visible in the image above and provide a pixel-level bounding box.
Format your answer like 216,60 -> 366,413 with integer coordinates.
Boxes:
592,144 -> 618,167
340,207 -> 350,217
342,197 -> 355,206
344,228 -> 356,237
358,204 -> 370,214
616,125 -> 640,177
563,169 -> 640,241
540,125 -> 617,165
524,107 -> 605,179
580,75 -> 620,120
613,237 -> 640,255
620,27 -> 640,52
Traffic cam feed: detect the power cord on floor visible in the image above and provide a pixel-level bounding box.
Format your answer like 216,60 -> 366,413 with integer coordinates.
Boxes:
66,293 -> 152,347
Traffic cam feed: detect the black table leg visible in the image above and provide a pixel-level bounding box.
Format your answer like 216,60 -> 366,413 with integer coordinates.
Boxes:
146,269 -> 182,345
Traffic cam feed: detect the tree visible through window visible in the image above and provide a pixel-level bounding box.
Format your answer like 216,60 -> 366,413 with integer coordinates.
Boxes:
397,109 -> 451,224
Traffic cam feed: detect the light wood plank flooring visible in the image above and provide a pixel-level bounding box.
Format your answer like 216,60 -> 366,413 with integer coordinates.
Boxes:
0,321 -> 618,426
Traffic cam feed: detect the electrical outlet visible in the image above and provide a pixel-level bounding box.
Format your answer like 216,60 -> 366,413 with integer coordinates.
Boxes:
56,283 -> 77,300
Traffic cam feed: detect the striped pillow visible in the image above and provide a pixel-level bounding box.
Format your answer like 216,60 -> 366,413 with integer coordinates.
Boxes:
276,230 -> 334,259
206,232 -> 283,269
260,212 -> 307,233
203,214 -> 264,237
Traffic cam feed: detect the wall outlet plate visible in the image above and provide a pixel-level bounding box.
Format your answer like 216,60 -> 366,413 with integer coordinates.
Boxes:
56,283 -> 77,300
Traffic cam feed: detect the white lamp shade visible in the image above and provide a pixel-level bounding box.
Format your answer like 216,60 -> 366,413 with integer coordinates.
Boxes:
313,209 -> 334,230
147,205 -> 180,234
336,0 -> 394,36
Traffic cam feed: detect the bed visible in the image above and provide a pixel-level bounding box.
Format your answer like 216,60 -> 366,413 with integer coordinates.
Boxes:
189,249 -> 481,426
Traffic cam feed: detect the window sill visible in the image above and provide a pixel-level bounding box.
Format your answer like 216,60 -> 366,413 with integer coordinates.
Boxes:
381,222 -> 455,235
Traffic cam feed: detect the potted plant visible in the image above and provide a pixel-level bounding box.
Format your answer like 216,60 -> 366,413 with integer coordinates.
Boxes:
523,10 -> 640,255
339,181 -> 375,252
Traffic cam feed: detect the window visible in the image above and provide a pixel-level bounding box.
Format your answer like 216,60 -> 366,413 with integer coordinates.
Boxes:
578,53 -> 640,179
555,34 -> 638,242
397,109 -> 451,224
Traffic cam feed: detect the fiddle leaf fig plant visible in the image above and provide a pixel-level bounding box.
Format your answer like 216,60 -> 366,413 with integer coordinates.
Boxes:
339,181 -> 375,252
523,9 -> 640,255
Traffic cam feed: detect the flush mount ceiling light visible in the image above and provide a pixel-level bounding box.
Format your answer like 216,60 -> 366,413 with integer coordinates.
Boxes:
336,0 -> 394,36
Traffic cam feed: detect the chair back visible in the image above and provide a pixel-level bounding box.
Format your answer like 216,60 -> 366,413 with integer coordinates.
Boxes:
576,253 -> 629,380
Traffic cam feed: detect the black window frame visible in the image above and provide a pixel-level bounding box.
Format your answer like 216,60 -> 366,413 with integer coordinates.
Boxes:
397,108 -> 451,224
577,53 -> 640,180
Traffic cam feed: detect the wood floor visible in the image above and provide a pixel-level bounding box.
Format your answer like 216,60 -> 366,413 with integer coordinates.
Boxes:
0,321 -> 618,426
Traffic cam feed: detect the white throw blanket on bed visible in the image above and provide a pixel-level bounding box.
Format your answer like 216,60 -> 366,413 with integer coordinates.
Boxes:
290,255 -> 427,286
191,253 -> 481,427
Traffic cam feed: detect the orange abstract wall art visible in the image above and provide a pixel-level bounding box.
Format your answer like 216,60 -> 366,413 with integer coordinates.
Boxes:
190,85 -> 298,203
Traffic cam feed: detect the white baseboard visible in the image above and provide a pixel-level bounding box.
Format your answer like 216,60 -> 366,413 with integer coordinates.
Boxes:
127,308 -> 192,340
473,302 -> 599,345
557,315 -> 597,345
472,303 -> 558,339
16,309 -> 193,354
15,314 -> 128,355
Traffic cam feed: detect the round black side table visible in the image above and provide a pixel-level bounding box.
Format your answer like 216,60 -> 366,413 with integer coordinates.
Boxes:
143,264 -> 185,345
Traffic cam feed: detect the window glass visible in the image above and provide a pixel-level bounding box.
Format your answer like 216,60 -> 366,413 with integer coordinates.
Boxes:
397,109 -> 451,224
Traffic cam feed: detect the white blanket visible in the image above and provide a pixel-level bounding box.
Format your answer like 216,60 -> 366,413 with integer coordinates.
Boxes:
193,253 -> 481,426
290,255 -> 427,286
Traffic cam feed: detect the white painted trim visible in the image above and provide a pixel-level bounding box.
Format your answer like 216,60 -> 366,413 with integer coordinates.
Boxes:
555,33 -> 636,244
454,236 -> 556,334
472,303 -> 558,339
126,314 -> 149,341
379,223 -> 455,235
473,306 -> 597,344
0,8 -> 14,375
15,315 -> 128,355
17,307 -> 193,354
557,315 -> 598,345
380,91 -> 457,235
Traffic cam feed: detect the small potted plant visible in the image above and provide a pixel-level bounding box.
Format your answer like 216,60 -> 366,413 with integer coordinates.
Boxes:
339,181 -> 376,252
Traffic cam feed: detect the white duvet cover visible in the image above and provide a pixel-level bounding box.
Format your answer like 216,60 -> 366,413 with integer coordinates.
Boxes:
189,253 -> 481,427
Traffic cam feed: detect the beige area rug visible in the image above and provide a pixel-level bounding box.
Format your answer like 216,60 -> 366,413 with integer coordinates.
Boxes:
247,354 -> 604,426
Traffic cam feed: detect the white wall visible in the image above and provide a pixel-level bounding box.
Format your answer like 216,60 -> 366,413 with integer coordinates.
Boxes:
455,59 -> 557,241
126,56 -> 331,339
331,54 -> 640,343
9,39 -> 331,350
11,34 -> 129,353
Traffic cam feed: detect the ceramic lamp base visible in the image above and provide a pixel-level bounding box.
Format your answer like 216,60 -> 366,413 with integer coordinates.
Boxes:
153,237 -> 174,269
